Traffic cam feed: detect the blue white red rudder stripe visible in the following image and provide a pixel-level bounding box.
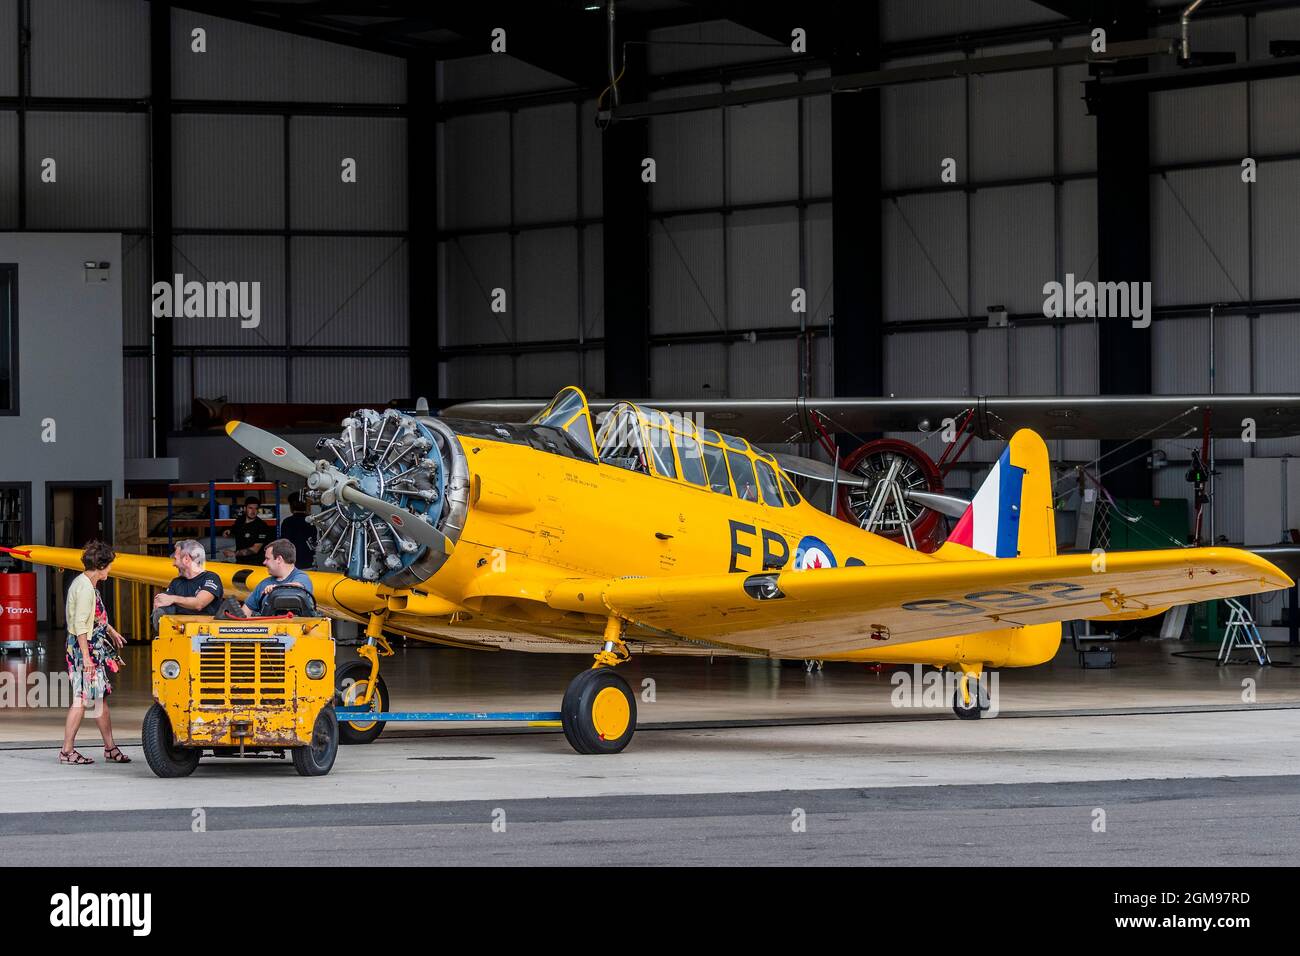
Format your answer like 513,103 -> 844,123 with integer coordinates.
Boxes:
947,444 -> 1026,558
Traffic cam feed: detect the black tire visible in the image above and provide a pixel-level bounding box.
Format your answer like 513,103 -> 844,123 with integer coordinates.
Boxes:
335,659 -> 389,745
141,702 -> 201,778
561,668 -> 636,755
952,681 -> 983,720
292,706 -> 339,776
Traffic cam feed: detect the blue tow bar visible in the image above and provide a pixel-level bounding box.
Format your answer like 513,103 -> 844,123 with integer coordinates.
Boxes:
335,709 -> 562,722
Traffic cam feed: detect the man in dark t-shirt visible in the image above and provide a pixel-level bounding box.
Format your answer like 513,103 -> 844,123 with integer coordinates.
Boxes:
279,493 -> 316,569
228,496 -> 273,565
152,539 -> 224,635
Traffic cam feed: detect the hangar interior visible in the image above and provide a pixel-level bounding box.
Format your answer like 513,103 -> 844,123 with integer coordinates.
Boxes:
0,1 -> 1299,780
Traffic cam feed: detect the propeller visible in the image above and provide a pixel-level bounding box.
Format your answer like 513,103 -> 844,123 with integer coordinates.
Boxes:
224,420 -> 454,557
772,451 -> 970,519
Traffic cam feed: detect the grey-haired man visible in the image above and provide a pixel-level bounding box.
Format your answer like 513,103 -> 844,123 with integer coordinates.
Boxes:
151,539 -> 224,635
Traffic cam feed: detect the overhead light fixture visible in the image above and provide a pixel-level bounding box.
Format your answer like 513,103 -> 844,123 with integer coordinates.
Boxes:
986,305 -> 1008,328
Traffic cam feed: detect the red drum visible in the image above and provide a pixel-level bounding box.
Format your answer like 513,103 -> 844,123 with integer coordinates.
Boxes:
0,573 -> 37,650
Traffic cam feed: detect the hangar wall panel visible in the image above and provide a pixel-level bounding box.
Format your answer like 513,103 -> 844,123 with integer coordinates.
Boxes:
1247,11 -> 1300,152
648,84 -> 724,212
651,214 -> 725,335
31,0 -> 150,98
727,75 -> 799,205
583,349 -> 605,398
515,228 -> 580,342
650,343 -> 728,399
443,354 -> 514,399
177,356 -> 284,426
579,100 -> 604,220
513,105 -> 578,224
803,203 -> 833,326
811,335 -> 834,397
1251,314 -> 1300,458
1151,168 -> 1248,307
122,235 -> 152,348
969,43 -> 1054,181
438,112 -> 511,230
1060,178 -> 1097,281
1150,85 -> 1247,165
25,112 -> 148,229
292,237 -> 408,347
517,351 -> 581,398
1250,160 -> 1300,300
970,184 -> 1054,315
123,355 -> 151,459
171,236 -> 286,347
881,0 -> 1063,43
886,330 -> 968,396
1056,60 -> 1095,175
290,117 -> 408,231
727,208 -> 799,330
0,2 -> 15,97
0,113 -> 18,229
171,12 -> 405,102
582,224 -> 604,340
883,192 -> 968,321
881,59 -> 965,192
801,73 -> 832,199
438,55 -> 572,102
645,20 -> 787,74
173,114 -> 285,230
441,234 -> 513,347
291,357 -> 410,404
728,339 -> 799,398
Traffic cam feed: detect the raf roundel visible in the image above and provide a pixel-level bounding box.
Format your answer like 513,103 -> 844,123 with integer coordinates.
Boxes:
794,535 -> 837,570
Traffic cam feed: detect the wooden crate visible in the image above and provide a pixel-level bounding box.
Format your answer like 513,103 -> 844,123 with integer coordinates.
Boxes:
115,497 -> 171,555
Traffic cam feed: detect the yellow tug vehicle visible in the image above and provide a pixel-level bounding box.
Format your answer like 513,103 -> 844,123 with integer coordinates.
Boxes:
143,597 -> 338,778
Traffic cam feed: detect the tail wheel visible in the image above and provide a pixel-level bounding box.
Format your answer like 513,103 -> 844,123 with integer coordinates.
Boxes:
561,668 -> 637,755
836,438 -> 946,552
335,659 -> 389,745
292,705 -> 339,776
141,702 -> 200,778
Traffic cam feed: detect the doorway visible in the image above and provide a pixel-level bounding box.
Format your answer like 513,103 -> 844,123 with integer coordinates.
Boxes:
45,482 -> 112,627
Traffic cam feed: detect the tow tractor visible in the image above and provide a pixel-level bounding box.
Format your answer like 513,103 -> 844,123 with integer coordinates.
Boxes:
142,588 -> 339,778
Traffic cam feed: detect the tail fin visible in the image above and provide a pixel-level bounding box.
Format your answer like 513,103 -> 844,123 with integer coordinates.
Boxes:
940,429 -> 1056,560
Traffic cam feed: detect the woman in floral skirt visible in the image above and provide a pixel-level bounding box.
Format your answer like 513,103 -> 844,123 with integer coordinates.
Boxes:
59,540 -> 130,765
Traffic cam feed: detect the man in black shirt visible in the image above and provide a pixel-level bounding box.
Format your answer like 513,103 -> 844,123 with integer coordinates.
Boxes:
152,539 -> 224,634
228,496 -> 272,565
279,493 -> 316,569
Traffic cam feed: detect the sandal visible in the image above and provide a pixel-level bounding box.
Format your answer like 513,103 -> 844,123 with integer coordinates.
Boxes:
59,749 -> 93,765
103,745 -> 132,764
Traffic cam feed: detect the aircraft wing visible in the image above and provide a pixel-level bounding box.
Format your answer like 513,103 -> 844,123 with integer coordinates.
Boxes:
552,547 -> 1292,658
442,394 -> 1300,443
5,546 -> 395,622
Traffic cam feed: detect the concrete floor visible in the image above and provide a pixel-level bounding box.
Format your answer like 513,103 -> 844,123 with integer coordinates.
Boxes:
3,631 -> 1300,865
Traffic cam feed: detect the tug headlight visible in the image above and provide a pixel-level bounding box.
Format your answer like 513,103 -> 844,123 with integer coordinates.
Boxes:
305,659 -> 327,680
160,660 -> 181,679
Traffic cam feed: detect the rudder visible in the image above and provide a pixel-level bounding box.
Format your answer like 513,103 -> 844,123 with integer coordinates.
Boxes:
941,429 -> 1056,560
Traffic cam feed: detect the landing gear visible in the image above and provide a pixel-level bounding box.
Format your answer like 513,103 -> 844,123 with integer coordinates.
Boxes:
561,616 -> 637,754
952,664 -> 990,720
336,658 -> 389,745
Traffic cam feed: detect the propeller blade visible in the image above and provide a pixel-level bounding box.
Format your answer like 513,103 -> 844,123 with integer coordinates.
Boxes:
902,489 -> 971,519
772,452 -> 866,486
224,420 -> 317,478
337,483 -> 454,557
227,419 -> 453,558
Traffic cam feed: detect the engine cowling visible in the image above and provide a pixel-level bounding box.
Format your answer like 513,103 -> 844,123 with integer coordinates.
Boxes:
307,410 -> 469,589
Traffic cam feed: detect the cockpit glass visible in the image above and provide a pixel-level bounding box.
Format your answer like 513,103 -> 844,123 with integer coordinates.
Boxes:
722,434 -> 749,452
675,433 -> 707,486
597,406 -> 648,474
727,450 -> 759,502
755,459 -> 784,508
780,474 -> 801,506
702,443 -> 732,495
647,426 -> 676,478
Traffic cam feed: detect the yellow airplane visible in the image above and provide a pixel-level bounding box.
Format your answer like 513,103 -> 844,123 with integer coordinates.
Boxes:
11,386 -> 1292,754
